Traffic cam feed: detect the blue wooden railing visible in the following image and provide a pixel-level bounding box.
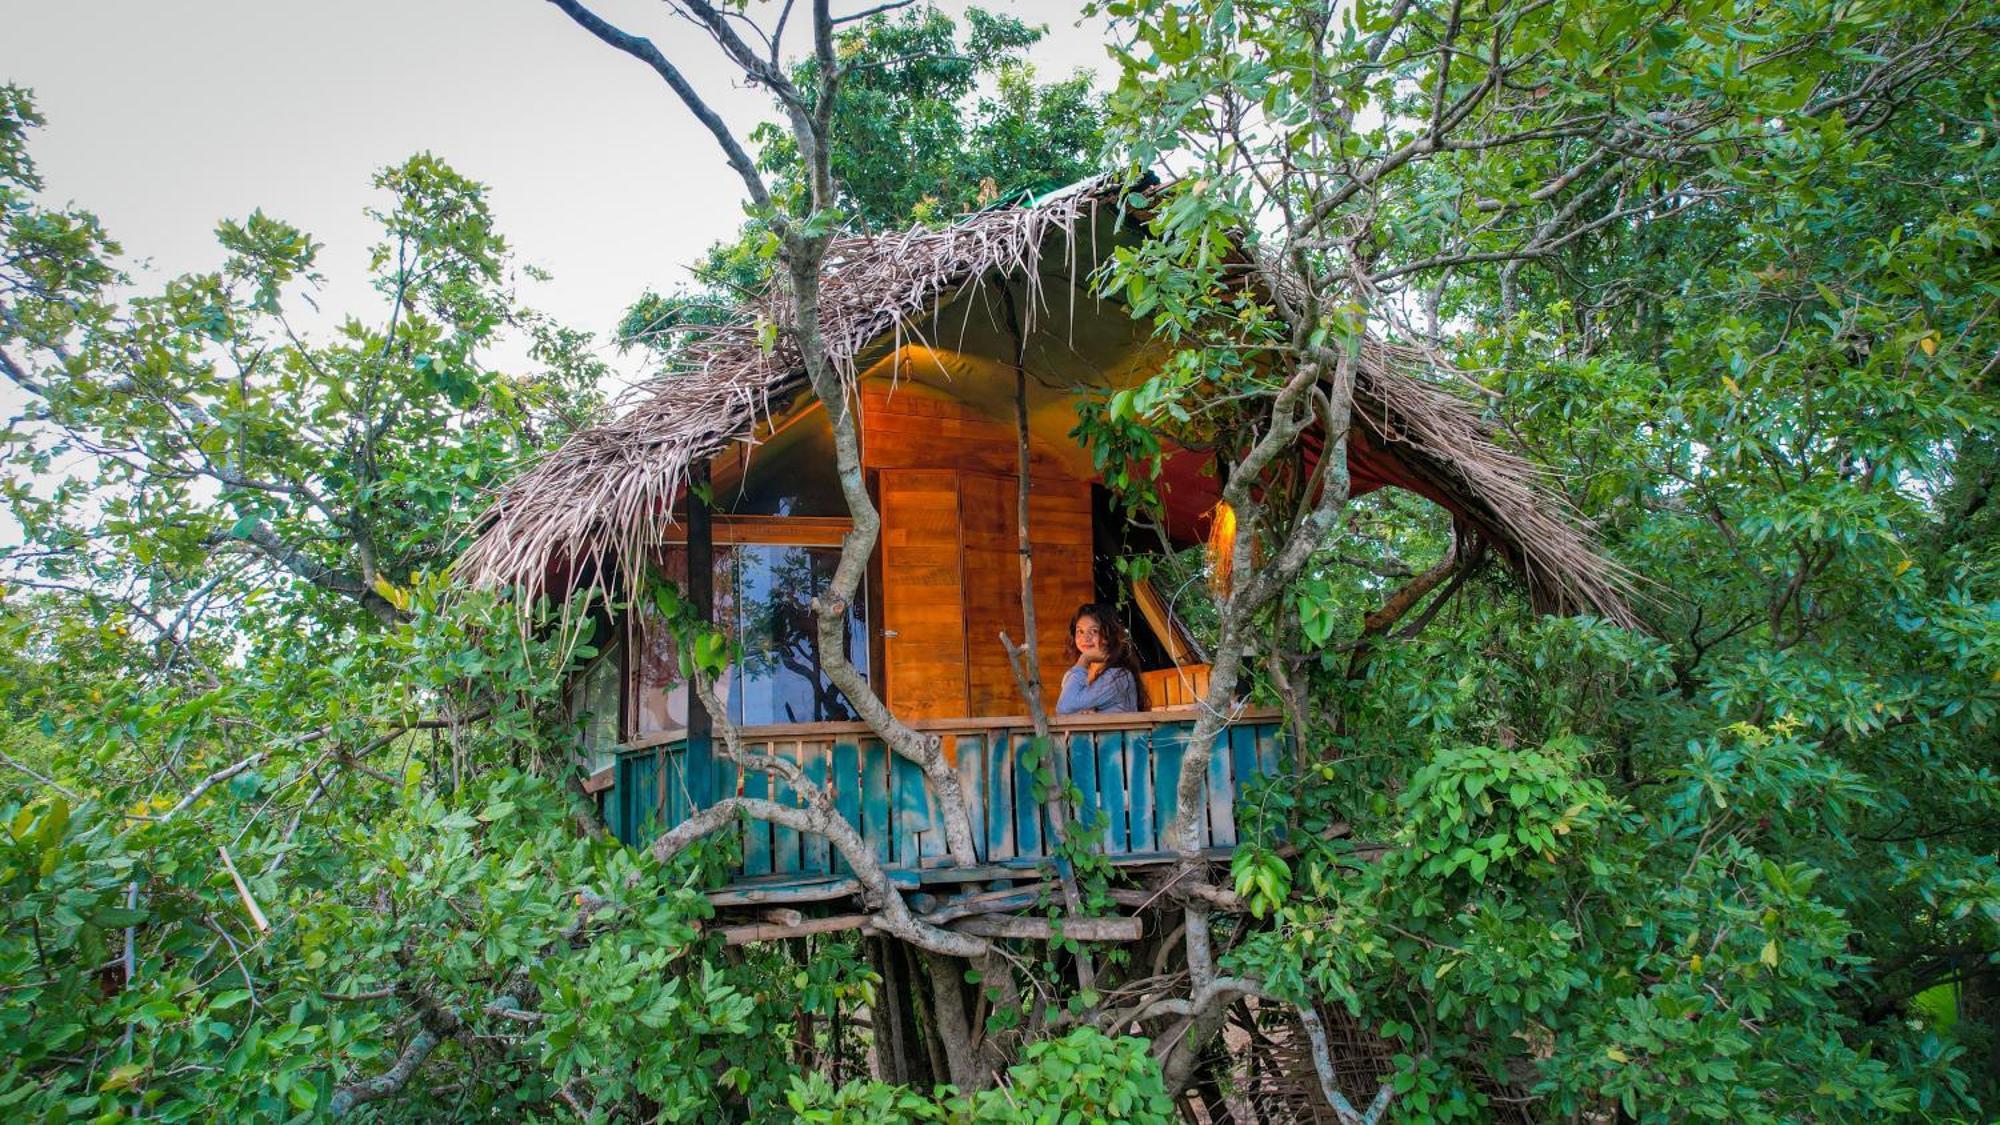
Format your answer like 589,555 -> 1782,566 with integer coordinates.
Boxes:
604,710 -> 1285,882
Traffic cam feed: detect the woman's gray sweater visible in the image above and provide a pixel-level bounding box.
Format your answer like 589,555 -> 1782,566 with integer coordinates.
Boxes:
1056,663 -> 1138,714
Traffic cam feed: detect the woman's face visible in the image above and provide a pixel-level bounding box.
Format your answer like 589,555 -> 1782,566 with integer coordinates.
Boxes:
1073,615 -> 1109,663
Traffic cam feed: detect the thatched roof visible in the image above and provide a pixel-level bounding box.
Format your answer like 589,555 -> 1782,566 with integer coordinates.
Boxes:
458,178 -> 1636,626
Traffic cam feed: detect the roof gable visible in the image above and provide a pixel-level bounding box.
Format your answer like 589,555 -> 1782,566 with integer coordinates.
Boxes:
458,179 -> 1636,626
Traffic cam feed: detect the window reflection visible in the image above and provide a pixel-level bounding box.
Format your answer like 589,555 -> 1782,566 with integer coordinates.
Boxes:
633,543 -> 867,730
631,547 -> 690,737
568,631 -> 623,770
731,545 -> 866,724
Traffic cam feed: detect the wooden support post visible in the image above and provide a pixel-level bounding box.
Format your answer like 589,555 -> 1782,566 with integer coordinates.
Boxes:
922,948 -> 984,1090
868,937 -> 938,1089
687,459 -> 715,807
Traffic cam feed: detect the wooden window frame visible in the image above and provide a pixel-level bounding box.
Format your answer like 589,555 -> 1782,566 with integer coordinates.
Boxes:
658,514 -> 851,547
630,524 -> 873,735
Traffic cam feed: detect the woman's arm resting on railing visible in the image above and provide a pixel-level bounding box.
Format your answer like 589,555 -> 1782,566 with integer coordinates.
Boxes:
1055,665 -> 1139,715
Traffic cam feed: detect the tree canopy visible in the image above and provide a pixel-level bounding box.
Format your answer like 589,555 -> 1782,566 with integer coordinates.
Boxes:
2,0 -> 1997,1119
614,6 -> 1106,360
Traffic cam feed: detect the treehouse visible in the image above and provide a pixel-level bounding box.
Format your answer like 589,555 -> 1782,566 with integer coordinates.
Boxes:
458,178 -> 1631,932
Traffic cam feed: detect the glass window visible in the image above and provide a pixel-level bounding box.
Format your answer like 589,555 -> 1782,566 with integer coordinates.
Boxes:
631,548 -> 691,738
730,545 -> 868,725
631,543 -> 868,731
568,631 -> 624,771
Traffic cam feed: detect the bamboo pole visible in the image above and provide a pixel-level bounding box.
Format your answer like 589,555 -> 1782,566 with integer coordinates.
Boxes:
951,913 -> 1143,942
216,846 -> 270,933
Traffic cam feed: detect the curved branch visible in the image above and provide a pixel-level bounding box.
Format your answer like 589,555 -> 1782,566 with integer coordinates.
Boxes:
328,1024 -> 446,1116
328,989 -> 529,1117
1297,1003 -> 1397,1125
236,522 -> 402,625
545,0 -> 774,212
644,797 -> 989,959
1121,974 -> 1267,1028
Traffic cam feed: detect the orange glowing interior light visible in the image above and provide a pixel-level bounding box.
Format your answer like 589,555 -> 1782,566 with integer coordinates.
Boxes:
1206,501 -> 1237,597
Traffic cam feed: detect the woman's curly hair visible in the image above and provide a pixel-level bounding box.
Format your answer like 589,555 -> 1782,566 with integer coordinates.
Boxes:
1063,602 -> 1150,711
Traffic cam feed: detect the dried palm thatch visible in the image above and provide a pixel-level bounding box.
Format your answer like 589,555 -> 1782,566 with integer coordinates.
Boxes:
457,177 -> 1637,626
456,179 -> 1110,605
1346,340 -> 1640,624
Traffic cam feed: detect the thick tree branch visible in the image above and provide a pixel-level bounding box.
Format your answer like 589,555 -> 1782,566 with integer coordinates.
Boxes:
1345,538 -> 1486,680
233,521 -> 402,625
643,796 -> 988,958
1297,1003 -> 1397,1125
545,0 -> 774,212
329,1023 -> 448,1116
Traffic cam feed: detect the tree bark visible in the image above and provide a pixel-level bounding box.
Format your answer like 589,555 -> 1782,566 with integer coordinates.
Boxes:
867,937 -> 934,1088
923,949 -> 986,1091
1001,289 -> 1095,992
1155,349 -> 1360,1096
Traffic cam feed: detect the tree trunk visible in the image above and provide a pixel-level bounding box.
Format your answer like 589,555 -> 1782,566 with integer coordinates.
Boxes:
922,950 -> 989,1091
868,937 -> 937,1089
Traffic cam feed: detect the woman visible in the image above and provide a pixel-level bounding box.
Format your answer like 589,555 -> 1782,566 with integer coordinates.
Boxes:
1055,603 -> 1149,715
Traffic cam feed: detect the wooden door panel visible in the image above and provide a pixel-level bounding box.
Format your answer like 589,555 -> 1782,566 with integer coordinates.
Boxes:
880,470 -> 968,719
960,473 -> 1096,716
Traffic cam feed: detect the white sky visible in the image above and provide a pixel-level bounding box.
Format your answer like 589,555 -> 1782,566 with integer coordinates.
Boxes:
2,0 -> 1116,369
0,1 -> 1118,551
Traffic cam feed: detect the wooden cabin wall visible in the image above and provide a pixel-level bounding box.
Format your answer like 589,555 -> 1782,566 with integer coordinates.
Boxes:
863,383 -> 1094,719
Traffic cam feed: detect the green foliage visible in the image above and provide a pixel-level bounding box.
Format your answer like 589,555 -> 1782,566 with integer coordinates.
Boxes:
0,81 -> 876,1121
616,5 -> 1107,360
759,6 -> 1104,229
6,0 -> 2000,1112
0,756 -> 810,1119
3,86 -> 607,639
1084,0 -> 2000,1115
974,1027 -> 1177,1123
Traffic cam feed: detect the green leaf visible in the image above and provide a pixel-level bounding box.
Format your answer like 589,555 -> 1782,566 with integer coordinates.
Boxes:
100,1063 -> 146,1092
209,989 -> 252,1011
90,907 -> 149,927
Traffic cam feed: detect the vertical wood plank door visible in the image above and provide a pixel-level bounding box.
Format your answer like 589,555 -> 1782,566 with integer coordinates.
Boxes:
862,381 -> 1097,722
879,470 -> 969,719
957,473 -> 1020,717
959,472 -> 1095,717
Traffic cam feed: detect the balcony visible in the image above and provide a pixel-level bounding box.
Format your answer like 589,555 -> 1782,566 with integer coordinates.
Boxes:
602,708 -> 1285,896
